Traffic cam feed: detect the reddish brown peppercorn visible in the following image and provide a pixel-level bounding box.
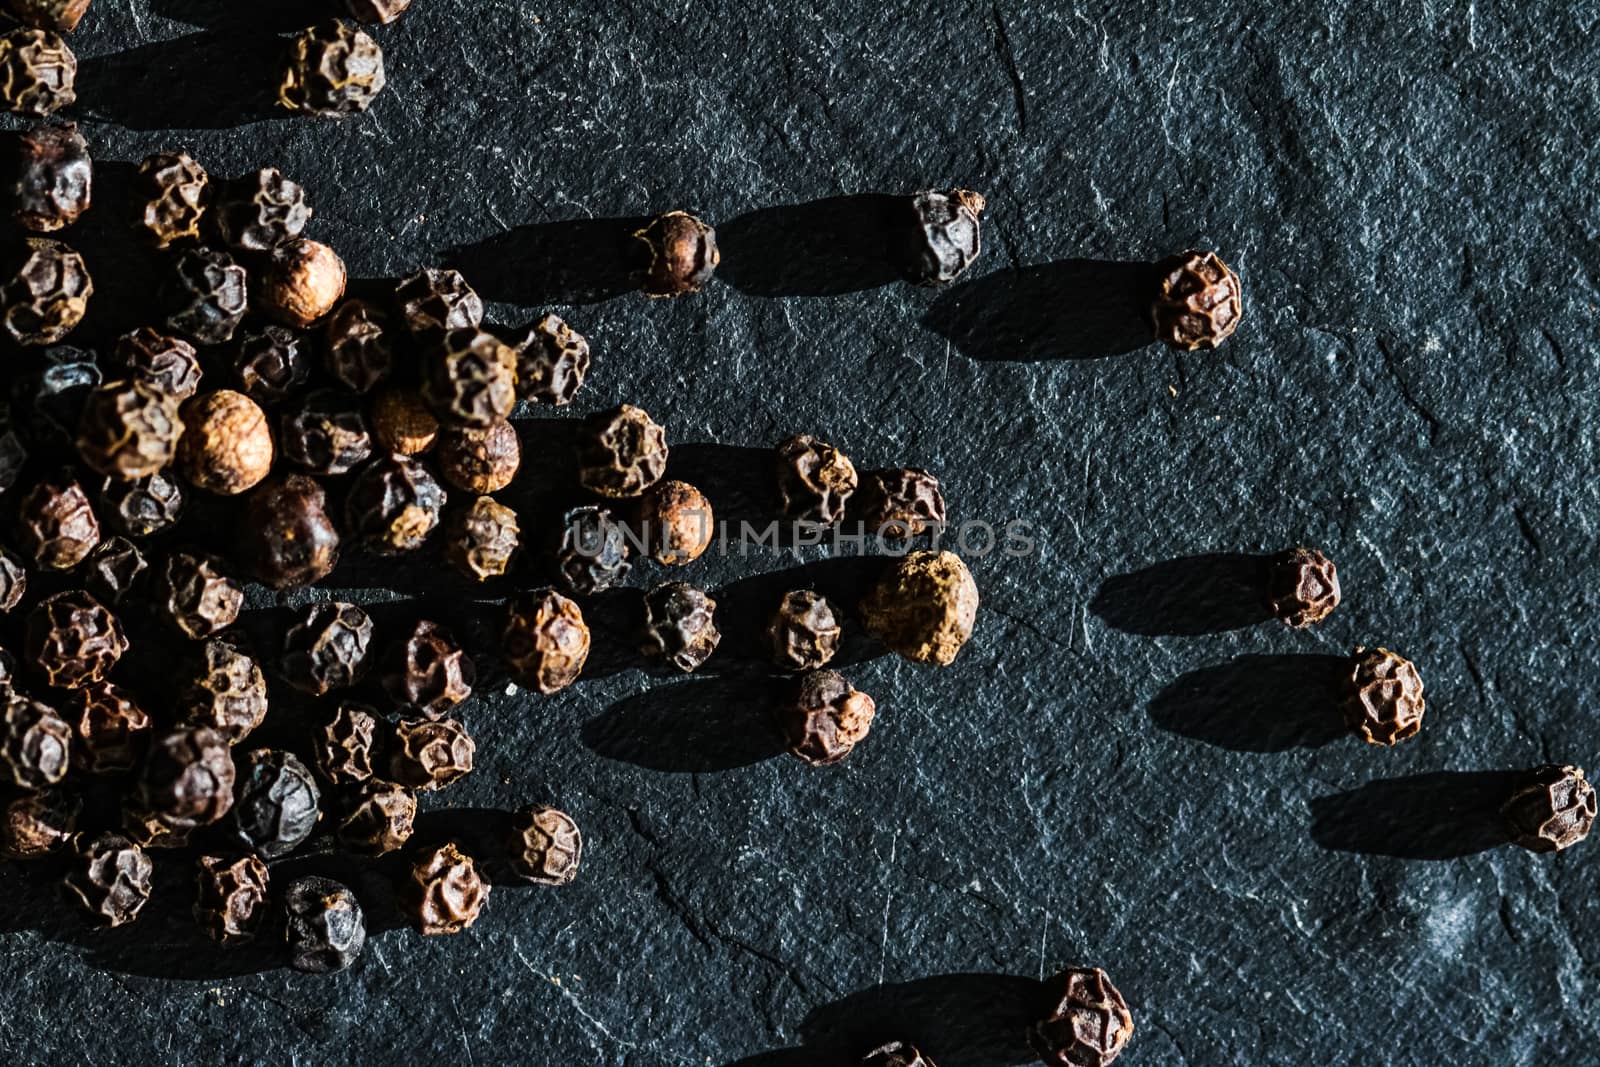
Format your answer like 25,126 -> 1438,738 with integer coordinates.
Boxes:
550,505 -> 629,596
779,670 -> 875,766
154,551 -> 242,640
1151,250 -> 1242,351
775,433 -> 858,525
637,479 -> 714,565
65,680 -> 147,774
1343,646 -> 1425,745
860,551 -> 978,666
137,726 -> 235,830
421,328 -> 516,428
162,247 -> 247,345
314,702 -> 379,786
279,20 -> 386,118
634,210 -> 719,297
0,789 -> 78,858
1503,765 -> 1596,853
404,841 -> 487,935
345,453 -> 447,554
895,188 -> 985,287
862,1041 -> 937,1067
2,691 -> 71,788
211,168 -> 309,253
178,389 -> 273,495
1031,967 -> 1135,1067
5,0 -> 91,34
179,638 -> 268,745
279,389 -> 372,475
395,267 -> 482,337
641,582 -> 719,673
231,325 -> 310,403
1265,546 -> 1341,628
343,0 -> 410,23
75,379 -> 183,480
323,298 -> 392,392
2,236 -> 91,344
83,535 -> 146,605
503,589 -> 590,695
436,418 -> 519,494
26,589 -> 127,688
18,468 -> 98,569
445,494 -> 520,582
194,854 -> 270,945
370,386 -> 437,455
114,327 -> 202,400
857,468 -> 946,538
99,470 -> 184,538
11,121 -> 90,232
388,716 -> 474,791
767,590 -> 841,671
257,239 -> 346,328
0,28 -> 75,117
281,600 -> 374,696
65,832 -> 152,927
578,404 -> 669,498
509,313 -> 590,405
338,781 -> 415,855
383,620 -> 474,716
508,805 -> 582,885
134,151 -> 209,248
242,475 -> 341,589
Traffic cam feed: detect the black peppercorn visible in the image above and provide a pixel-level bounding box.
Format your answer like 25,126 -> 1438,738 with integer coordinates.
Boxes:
508,805 -> 581,885
0,28 -> 75,116
280,389 -> 372,475
550,504 -> 629,596
138,726 -> 236,829
775,433 -> 858,526
211,167 -> 310,253
1343,646 -> 1424,745
314,701 -> 378,786
404,841 -> 488,935
5,0 -> 91,34
503,589 -> 590,694
1503,764 -> 1596,853
323,298 -> 393,392
778,670 -> 875,766
257,238 -> 347,328
370,386 -> 437,455
508,313 -> 589,405
395,267 -> 483,338
10,344 -> 97,446
99,470 -> 184,538
83,535 -> 146,605
279,21 -> 386,118
637,479 -> 714,565
338,780 -> 415,855
243,474 -> 341,589
65,832 -> 152,927
444,494 -> 520,582
345,453 -> 447,554
179,637 -> 268,745
641,581 -> 719,673
64,680 -> 147,774
894,188 -> 985,286
134,151 -> 209,248
343,0 -> 410,24
114,327 -> 202,400
862,1041 -> 936,1067
162,246 -> 248,344
1150,250 -> 1242,351
577,404 -> 669,498
436,418 -> 519,493
26,589 -> 127,688
75,378 -> 183,480
421,328 -> 516,427
2,691 -> 71,788
178,389 -> 274,495
388,716 -> 474,791
0,402 -> 27,494
856,468 -> 946,538
233,748 -> 320,859
860,550 -> 979,666
767,590 -> 841,671
282,600 -> 374,696
1265,546 -> 1341,627
0,545 -> 26,612
633,210 -> 719,296
283,875 -> 366,974
154,551 -> 243,640
1,788 -> 78,858
383,619 -> 474,716
1031,967 -> 1135,1067
122,803 -> 192,850
194,854 -> 270,945
11,121 -> 89,232
2,236 -> 91,344
18,468 -> 98,569
231,324 -> 310,403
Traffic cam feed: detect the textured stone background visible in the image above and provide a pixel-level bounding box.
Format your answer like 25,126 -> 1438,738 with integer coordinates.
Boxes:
0,1 -> 1597,1064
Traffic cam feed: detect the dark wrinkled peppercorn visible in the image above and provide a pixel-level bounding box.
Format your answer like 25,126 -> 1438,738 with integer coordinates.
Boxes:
280,389 -> 372,474
18,468 -> 98,569
134,151 -> 208,248
283,875 -> 366,974
388,716 -> 474,791
2,236 -> 91,344
11,121 -> 89,231
1265,546 -> 1341,628
894,188 -> 985,286
114,327 -> 202,400
436,418 -> 519,493
421,328 -> 516,427
99,470 -> 184,538
27,589 -> 127,688
122,803 -> 192,850
314,701 -> 378,785
1343,646 -> 1424,745
179,638 -> 268,744
194,854 -> 270,945
2,692 -> 70,787
778,669 -> 875,766
775,433 -> 858,526
0,402 -> 27,493
633,210 -> 718,297
282,600 -> 374,696
163,246 -> 248,344
11,345 -> 97,448
1031,967 -> 1135,1067
444,494 -> 519,582
212,168 -> 309,252
508,313 -> 589,405
550,505 -> 629,596
578,404 -> 669,498
65,680 -> 147,774
339,780 -> 415,855
155,551 -> 242,640
768,590 -> 841,671
83,535 -> 146,605
1151,250 -> 1242,351
1503,764 -> 1595,853
345,453 -> 446,554
138,726 -> 235,829
857,468 -> 946,538
258,239 -> 346,328
0,789 -> 77,858
324,298 -> 392,392
231,325 -> 309,403
233,749 -> 320,859
0,28 -> 75,116
508,805 -> 582,885
395,267 -> 482,337
370,386 -> 437,455
5,0 -> 91,34
862,1041 -> 937,1067
383,620 -> 474,716
344,0 -> 410,23
75,379 -> 182,480
861,551 -> 979,666
243,474 -> 341,589
178,389 -> 274,494
503,589 -> 590,694
641,582 -> 719,673
279,20 -> 386,118
404,841 -> 487,935
0,646 -> 15,685
637,479 -> 713,565
66,832 -> 152,927
0,546 -> 26,612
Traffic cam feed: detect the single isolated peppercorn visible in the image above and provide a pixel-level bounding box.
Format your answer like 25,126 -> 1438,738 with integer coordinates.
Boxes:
894,188 -> 985,287
1503,764 -> 1596,854
83,535 -> 146,605
637,479 -> 714,565
394,267 -> 483,337
99,470 -> 184,538
26,589 -> 127,688
178,389 -> 274,494
243,474 -> 341,589
1343,646 -> 1425,745
862,1041 -> 937,1067
281,600 -> 374,696
162,246 -> 248,344
65,832 -> 152,927
2,691 -> 71,788
550,504 -> 629,596
138,726 -> 236,830
436,418 -> 519,494
383,619 -> 474,716
283,875 -> 366,974
421,328 -> 516,428
578,404 -> 669,498
5,0 -> 92,34
0,546 -> 26,612
775,433 -> 858,526
75,379 -> 183,481
10,121 -> 89,232
179,637 -> 268,744
155,551 -> 243,640
339,780 -> 415,855
860,551 -> 979,666
779,669 -> 875,766
641,582 -> 719,673
1031,967 -> 1135,1067
0,788 -> 78,858
0,28 -> 75,116
233,749 -> 320,859
857,468 -> 946,538
114,327 -> 202,400
343,0 -> 410,24
231,325 -> 310,403
258,239 -> 347,328
1150,250 -> 1242,351
134,151 -> 209,248
633,210 -> 719,297
194,854 -> 270,945
369,386 -> 437,455
1,237 -> 91,344
445,494 -> 520,582
767,589 -> 841,671
18,468 -> 98,569
280,389 -> 372,474
508,805 -> 582,885
314,701 -> 378,786
388,716 -> 474,791
508,313 -> 590,405
503,589 -> 590,695
404,841 -> 488,935
345,453 -> 447,554
212,168 -> 310,253
323,298 -> 392,392
1265,546 -> 1341,628
65,680 -> 147,774
279,20 -> 386,118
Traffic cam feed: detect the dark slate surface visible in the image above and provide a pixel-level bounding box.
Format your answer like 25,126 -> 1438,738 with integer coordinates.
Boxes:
1,1 -> 1597,1064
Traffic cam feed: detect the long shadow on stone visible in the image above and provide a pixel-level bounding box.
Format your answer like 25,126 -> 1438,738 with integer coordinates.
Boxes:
1148,653 -> 1348,752
1309,771 -> 1519,860
797,973 -> 1043,1067
717,194 -> 903,297
581,675 -> 788,773
1090,552 -> 1273,636
666,441 -> 777,535
75,32 -> 287,131
924,259 -> 1154,362
445,217 -> 645,307
150,0 -> 326,31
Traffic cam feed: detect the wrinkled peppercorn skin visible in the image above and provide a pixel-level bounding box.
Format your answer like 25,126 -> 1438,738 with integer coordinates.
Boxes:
857,468 -> 946,538
0,28 -> 75,116
282,601 -> 374,696
5,0 -> 91,34
339,781 -> 415,855
135,151 -> 209,248
775,434 -> 857,525
11,121 -> 90,232
2,236 -> 91,344
100,470 -> 184,538
26,589 -> 127,688
395,267 -> 482,337
1503,764 -> 1596,853
860,551 -> 979,666
280,390 -> 372,475
896,188 -> 985,286
767,590 -> 841,671
1265,546 -> 1341,628
1151,250 -> 1242,351
1343,646 -> 1424,745
1031,967 -> 1135,1067
370,387 -> 437,455
503,589 -> 590,695
155,552 -> 243,640
346,453 -> 447,554
638,479 -> 714,565
233,749 -> 321,859
445,494 -> 520,582
509,313 -> 590,405
259,239 -> 347,328
66,680 -> 148,774
76,379 -> 183,481
194,854 -> 270,945
641,582 -> 720,673
779,670 -> 875,766
508,805 -> 582,886
138,726 -> 236,830
280,21 -> 386,118
84,535 -> 146,605
115,327 -> 202,400
324,298 -> 392,392
121,802 -> 193,850
180,638 -> 268,745
436,419 -> 519,494
162,247 -> 248,345
2,692 -> 72,788
578,404 -> 669,498
344,0 -> 410,23
66,832 -> 152,927
18,468 -> 98,569
634,210 -> 719,297
862,1041 -> 937,1067
283,875 -> 366,973
388,716 -> 474,791
315,701 -> 379,786
0,546 -> 24,611
550,505 -> 629,596
212,168 -> 310,253
231,325 -> 310,404
178,389 -> 273,495
1,788 -> 78,858
422,328 -> 516,428
405,841 -> 488,935
244,474 -> 341,589
384,620 -> 475,716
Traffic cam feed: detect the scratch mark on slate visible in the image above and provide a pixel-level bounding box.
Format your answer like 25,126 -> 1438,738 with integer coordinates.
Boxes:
991,5 -> 1029,135
1539,327 -> 1567,368
1511,505 -> 1542,554
1376,337 -> 1440,438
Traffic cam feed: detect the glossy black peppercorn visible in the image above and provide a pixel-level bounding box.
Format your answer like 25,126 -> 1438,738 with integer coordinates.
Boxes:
233,749 -> 320,859
232,324 -> 310,403
1151,250 -> 1242,351
283,875 -> 366,973
641,582 -> 719,673
860,551 -> 979,666
134,151 -> 209,248
11,121 -> 89,232
0,545 -> 26,612
779,670 -> 875,766
633,210 -> 719,296
370,386 -> 437,455
767,590 -> 841,671
2,236 -> 91,344
343,0 -> 410,24
75,378 -> 183,480
2,691 -> 71,788
114,327 -> 202,400
1503,765 -> 1596,853
212,167 -> 309,252
345,453 -> 446,554
404,841 -> 488,935
550,505 -> 630,596
162,247 -> 248,345
282,601 -> 374,696
338,780 -> 415,855
257,238 -> 346,328
1343,646 -> 1425,745
857,468 -> 946,538
243,474 -> 341,589
5,0 -> 91,34
395,267 -> 482,337
179,638 -> 268,745
65,680 -> 148,774
637,479 -> 714,565
26,589 -> 127,688
137,726 -> 236,830
577,404 -> 669,498
0,788 -> 78,858
894,188 -> 985,286
83,535 -> 146,605
280,389 -> 372,475
0,28 -> 75,116
508,805 -> 582,885
155,551 -> 243,640
421,328 -> 516,428
178,389 -> 274,495
65,832 -> 152,927
314,701 -> 378,786
503,589 -> 590,694
279,21 -> 386,118
436,418 -> 519,493
775,433 -> 858,525
1265,546 -> 1341,628
444,494 -> 520,582
388,716 -> 474,791
18,468 -> 98,569
323,298 -> 393,392
99,470 -> 184,538
1031,966 -> 1135,1067
194,854 -> 270,945
383,619 -> 474,716
509,313 -> 589,405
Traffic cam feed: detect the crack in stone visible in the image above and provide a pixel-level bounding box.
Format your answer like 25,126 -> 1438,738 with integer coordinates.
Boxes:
990,5 -> 1028,136
1376,336 -> 1441,440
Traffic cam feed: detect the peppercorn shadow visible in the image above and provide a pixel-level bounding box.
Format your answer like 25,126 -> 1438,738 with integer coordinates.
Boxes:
716,194 -> 905,297
149,0 -> 328,32
75,32 -> 288,131
1089,552 -> 1275,636
796,972 -> 1043,1067
1308,771 -> 1521,860
664,440 -> 779,538
1147,653 -> 1349,752
444,217 -> 648,308
581,675 -> 789,772
709,555 -> 892,669
922,259 -> 1155,362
